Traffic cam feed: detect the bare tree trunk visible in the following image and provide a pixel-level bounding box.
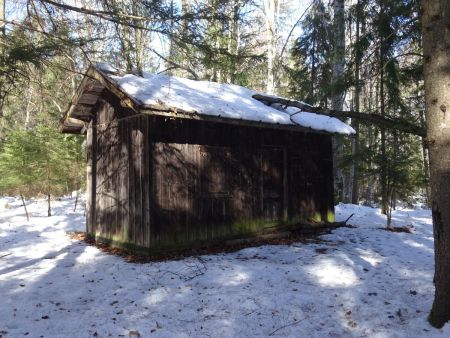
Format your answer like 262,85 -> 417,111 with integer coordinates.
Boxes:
0,0 -> 5,38
47,193 -> 51,217
419,109 -> 430,204
350,0 -> 362,204
331,0 -> 346,202
209,0 -> 219,82
80,0 -> 94,64
380,63 -> 388,215
422,0 -> 450,328
263,0 -> 281,94
132,0 -> 144,76
0,0 -> 5,117
227,0 -> 240,83
181,0 -> 190,35
74,190 -> 79,212
19,191 -> 29,222
310,35 -> 316,101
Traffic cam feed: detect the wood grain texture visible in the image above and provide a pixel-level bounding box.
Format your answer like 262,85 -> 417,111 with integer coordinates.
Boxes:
87,90 -> 335,252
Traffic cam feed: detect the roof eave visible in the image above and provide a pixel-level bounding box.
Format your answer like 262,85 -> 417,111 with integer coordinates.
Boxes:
60,65 -> 354,136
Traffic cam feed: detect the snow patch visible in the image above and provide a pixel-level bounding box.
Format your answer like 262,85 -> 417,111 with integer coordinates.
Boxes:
95,64 -> 356,135
0,198 -> 448,337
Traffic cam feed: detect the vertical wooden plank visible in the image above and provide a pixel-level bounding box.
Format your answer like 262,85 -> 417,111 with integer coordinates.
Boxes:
134,116 -> 143,246
96,103 -> 103,236
282,147 -> 288,222
108,104 -> 119,240
147,117 -> 154,247
85,120 -> 92,235
119,114 -> 129,244
104,105 -> 111,239
141,116 -> 150,248
128,118 -> 135,245
112,108 -> 120,239
86,119 -> 96,235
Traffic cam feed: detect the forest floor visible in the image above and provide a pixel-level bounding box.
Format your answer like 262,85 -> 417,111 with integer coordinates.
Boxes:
0,197 -> 449,338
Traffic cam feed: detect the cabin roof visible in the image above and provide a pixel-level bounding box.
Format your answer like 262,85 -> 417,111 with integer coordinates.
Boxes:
61,63 -> 355,135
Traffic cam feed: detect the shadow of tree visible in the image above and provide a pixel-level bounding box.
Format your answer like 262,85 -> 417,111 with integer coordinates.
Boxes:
0,199 -> 445,337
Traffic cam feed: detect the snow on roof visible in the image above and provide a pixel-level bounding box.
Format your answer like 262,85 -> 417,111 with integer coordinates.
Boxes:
95,63 -> 355,135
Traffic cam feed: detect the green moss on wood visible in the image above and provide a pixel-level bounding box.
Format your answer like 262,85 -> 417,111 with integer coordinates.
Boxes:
91,209 -> 336,256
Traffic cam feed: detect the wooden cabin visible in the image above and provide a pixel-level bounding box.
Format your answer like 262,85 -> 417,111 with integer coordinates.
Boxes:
61,63 -> 355,254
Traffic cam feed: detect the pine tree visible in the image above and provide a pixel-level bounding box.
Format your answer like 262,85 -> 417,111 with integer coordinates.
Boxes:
289,0 -> 332,106
422,0 -> 450,328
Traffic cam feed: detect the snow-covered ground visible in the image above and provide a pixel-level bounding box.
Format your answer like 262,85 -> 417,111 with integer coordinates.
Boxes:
0,197 -> 449,337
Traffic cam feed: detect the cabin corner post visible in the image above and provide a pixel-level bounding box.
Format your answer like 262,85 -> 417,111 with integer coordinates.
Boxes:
86,119 -> 97,236
327,135 -> 336,222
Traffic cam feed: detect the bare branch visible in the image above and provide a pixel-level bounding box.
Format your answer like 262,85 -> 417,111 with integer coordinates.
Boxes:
252,93 -> 426,137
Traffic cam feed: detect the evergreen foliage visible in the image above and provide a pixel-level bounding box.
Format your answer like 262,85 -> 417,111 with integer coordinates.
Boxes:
0,124 -> 84,206
288,0 -> 426,213
0,0 -> 430,213
288,0 -> 332,106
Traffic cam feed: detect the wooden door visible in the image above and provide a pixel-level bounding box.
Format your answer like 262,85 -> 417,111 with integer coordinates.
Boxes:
261,147 -> 284,221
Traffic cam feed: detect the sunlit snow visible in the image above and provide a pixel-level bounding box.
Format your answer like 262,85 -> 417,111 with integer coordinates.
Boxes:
95,64 -> 356,135
1,197 -> 449,337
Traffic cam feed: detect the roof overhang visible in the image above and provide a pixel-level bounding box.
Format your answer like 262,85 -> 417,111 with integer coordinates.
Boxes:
61,65 -> 346,136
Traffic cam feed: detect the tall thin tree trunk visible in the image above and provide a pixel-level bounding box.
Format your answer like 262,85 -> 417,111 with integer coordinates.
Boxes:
209,0 -> 219,82
47,193 -> 51,217
0,0 -> 5,117
379,52 -> 388,215
19,191 -> 29,222
331,0 -> 346,202
422,0 -> 450,328
264,0 -> 280,94
0,0 -> 5,39
74,190 -> 79,212
132,1 -> 144,76
350,0 -> 362,204
80,0 -> 94,64
227,0 -> 240,83
310,35 -> 316,101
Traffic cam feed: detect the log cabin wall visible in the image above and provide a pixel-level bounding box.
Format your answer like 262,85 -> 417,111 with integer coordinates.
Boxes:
86,90 -> 334,253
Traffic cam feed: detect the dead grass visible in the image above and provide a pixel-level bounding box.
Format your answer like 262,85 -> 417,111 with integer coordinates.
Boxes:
66,224 -> 349,263
381,226 -> 413,234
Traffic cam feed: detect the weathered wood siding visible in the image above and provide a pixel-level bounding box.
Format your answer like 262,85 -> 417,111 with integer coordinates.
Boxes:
86,90 -> 334,252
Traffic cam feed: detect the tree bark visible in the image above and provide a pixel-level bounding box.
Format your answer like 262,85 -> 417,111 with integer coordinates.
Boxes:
0,0 -> 5,117
0,0 -> 4,37
227,0 -> 240,83
422,0 -> 450,328
19,191 -> 29,222
181,0 -> 190,36
350,0 -> 362,204
47,193 -> 51,217
419,109 -> 430,204
74,190 -> 79,212
331,0 -> 345,111
331,0 -> 346,202
310,33 -> 316,101
132,0 -> 144,76
263,0 -> 281,94
379,51 -> 388,215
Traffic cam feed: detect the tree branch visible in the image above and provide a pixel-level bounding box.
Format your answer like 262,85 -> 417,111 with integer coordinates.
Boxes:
148,48 -> 199,80
38,0 -> 151,22
252,94 -> 426,137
